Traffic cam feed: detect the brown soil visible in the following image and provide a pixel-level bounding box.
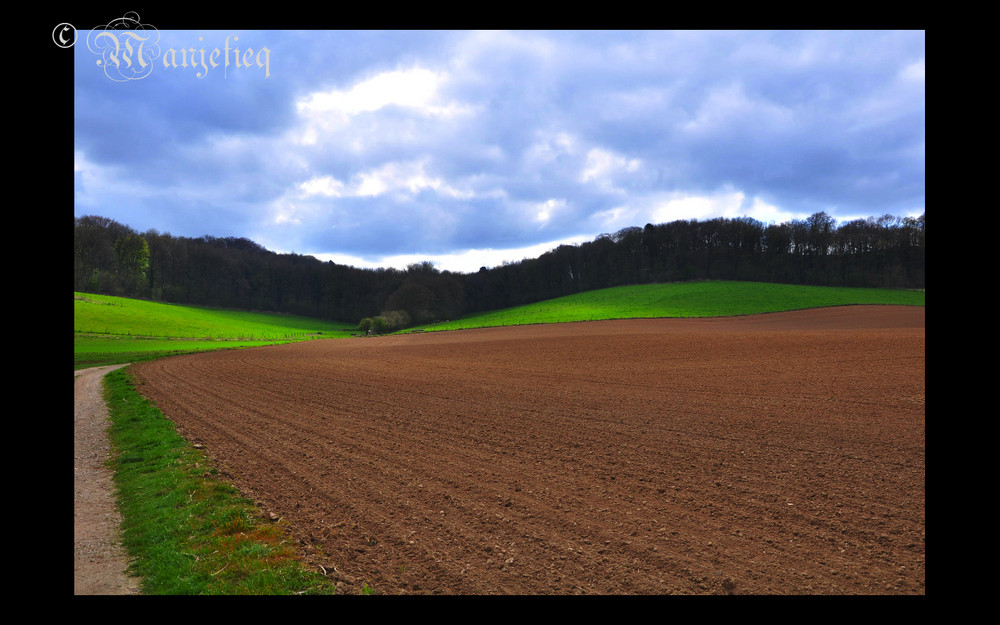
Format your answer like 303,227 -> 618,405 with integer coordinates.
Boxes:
131,305 -> 925,595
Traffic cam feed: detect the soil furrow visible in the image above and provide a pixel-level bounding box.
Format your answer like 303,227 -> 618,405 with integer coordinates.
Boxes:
132,306 -> 924,594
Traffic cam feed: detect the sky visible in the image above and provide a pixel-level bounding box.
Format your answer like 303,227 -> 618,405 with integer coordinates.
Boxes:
73,25 -> 925,274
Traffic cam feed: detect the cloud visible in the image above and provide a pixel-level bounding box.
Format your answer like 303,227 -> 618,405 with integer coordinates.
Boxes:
310,234 -> 594,274
297,66 -> 463,118
294,66 -> 475,146
74,30 -> 925,272
651,189 -> 748,224
680,81 -> 795,137
579,147 -> 642,191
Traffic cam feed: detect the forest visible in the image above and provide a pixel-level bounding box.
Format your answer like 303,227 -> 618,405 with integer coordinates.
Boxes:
74,211 -> 925,329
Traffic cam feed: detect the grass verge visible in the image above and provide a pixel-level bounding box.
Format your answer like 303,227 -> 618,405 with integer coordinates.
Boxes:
103,367 -> 340,595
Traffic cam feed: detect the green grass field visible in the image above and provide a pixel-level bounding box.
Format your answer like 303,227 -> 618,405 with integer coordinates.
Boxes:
78,280 -> 924,594
74,292 -> 356,369
408,281 -> 925,333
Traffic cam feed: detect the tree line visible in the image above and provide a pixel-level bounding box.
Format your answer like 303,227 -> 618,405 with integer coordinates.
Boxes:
74,211 -> 924,330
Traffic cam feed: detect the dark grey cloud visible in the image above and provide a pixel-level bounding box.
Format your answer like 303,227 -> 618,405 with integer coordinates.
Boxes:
75,29 -> 924,272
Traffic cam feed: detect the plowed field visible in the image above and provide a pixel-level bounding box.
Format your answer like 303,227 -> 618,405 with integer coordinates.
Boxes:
132,305 -> 925,595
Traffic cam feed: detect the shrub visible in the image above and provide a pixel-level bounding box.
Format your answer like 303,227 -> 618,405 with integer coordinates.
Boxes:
380,310 -> 411,331
369,316 -> 388,334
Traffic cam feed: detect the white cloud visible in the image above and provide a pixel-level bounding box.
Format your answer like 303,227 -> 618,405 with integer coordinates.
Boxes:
271,196 -> 301,225
74,150 -> 106,201
298,66 -> 465,117
76,31 -> 923,268
579,147 -> 642,189
591,205 -> 638,231
535,198 -> 566,224
682,82 -> 793,135
361,160 -> 472,199
524,131 -> 578,166
651,189 -> 747,223
309,234 -> 593,274
589,187 -> 806,233
74,150 -> 151,208
451,30 -> 558,73
294,66 -> 475,146
593,86 -> 674,121
296,159 -> 474,201
899,58 -> 925,83
743,196 -> 800,224
847,57 -> 925,134
297,175 -> 345,198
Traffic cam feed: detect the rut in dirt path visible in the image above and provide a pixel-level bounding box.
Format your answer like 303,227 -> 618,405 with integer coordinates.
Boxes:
74,364 -> 142,595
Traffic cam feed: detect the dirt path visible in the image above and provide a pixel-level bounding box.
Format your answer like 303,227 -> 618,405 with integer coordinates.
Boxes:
132,306 -> 925,595
74,364 -> 142,595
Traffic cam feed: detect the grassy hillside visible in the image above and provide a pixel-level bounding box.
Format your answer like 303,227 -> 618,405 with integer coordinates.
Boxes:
79,280 -> 924,595
76,282 -> 925,365
409,281 -> 925,333
74,292 -> 355,369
